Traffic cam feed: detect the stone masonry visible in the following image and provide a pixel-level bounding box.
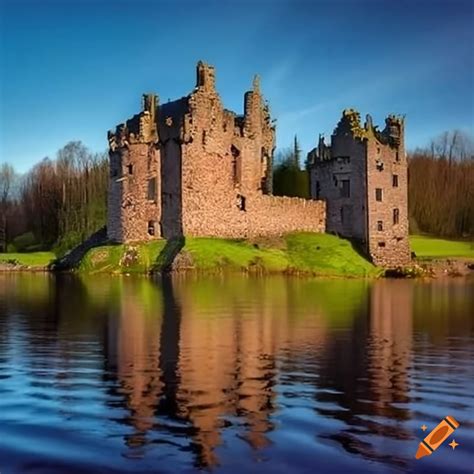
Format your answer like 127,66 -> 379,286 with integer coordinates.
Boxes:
107,61 -> 325,242
308,110 -> 410,267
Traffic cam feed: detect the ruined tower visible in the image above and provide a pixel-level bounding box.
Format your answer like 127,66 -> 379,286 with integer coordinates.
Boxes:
107,93 -> 161,242
308,109 -> 410,267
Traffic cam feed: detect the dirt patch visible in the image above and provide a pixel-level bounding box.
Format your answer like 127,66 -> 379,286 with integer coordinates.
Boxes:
90,249 -> 109,265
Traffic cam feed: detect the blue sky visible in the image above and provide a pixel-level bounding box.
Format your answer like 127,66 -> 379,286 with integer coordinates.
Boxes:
1,0 -> 473,172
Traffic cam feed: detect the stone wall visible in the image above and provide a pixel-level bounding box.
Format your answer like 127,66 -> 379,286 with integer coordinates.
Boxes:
183,193 -> 325,238
310,136 -> 367,240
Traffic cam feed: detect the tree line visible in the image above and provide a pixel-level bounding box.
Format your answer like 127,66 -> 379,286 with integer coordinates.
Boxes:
0,130 -> 472,255
0,142 -> 108,254
408,130 -> 473,237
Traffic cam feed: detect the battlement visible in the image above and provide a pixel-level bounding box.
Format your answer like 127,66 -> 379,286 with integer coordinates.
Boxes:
196,61 -> 216,91
308,109 -> 405,167
108,93 -> 159,152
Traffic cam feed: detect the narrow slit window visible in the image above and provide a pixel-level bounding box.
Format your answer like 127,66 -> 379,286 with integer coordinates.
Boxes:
237,194 -> 246,211
231,145 -> 241,186
340,179 -> 350,198
315,181 -> 321,199
147,221 -> 156,236
127,164 -> 133,175
375,188 -> 383,201
147,177 -> 157,201
392,174 -> 399,187
393,208 -> 399,225
377,220 -> 383,231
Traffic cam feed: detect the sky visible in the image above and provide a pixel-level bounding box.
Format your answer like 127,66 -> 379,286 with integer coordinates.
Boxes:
0,0 -> 473,172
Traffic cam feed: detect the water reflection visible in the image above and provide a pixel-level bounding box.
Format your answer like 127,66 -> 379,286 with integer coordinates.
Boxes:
0,273 -> 473,473
313,281 -> 414,469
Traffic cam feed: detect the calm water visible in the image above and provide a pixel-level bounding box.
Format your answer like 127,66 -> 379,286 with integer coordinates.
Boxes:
0,274 -> 473,474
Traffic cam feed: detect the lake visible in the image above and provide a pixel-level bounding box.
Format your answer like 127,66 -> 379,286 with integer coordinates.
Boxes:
0,274 -> 473,473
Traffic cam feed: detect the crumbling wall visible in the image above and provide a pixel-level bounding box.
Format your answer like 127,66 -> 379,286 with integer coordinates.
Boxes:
180,62 -> 324,238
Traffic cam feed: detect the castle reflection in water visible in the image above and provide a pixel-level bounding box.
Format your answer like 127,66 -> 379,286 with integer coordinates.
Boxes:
0,273 -> 472,471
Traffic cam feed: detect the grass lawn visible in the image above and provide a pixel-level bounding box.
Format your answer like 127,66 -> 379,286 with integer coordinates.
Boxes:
284,233 -> 380,277
78,233 -> 379,277
410,235 -> 474,259
0,252 -> 56,267
184,237 -> 289,272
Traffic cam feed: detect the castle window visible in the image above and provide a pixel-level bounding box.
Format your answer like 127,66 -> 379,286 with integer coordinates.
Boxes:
260,176 -> 270,195
340,179 -> 350,198
392,174 -> 399,187
315,181 -> 321,199
375,188 -> 383,201
147,178 -> 157,201
340,207 -> 344,224
237,194 -> 246,211
378,241 -> 386,247
393,208 -> 400,225
127,164 -> 133,175
377,220 -> 383,231
231,145 -> 241,186
147,220 -> 156,236
395,151 -> 400,161
202,131 -> 207,145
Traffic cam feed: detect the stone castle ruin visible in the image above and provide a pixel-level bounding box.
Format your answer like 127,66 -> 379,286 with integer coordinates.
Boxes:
107,61 -> 325,243
307,110 -> 410,267
107,61 -> 409,267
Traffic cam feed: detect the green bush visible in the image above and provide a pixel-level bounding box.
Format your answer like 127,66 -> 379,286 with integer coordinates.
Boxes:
6,243 -> 17,253
11,232 -> 37,252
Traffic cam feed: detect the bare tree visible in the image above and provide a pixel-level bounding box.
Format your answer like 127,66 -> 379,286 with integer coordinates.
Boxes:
429,130 -> 473,162
0,163 -> 15,252
409,130 -> 474,237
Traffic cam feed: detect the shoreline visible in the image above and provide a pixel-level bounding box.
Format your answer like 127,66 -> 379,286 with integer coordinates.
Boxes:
1,257 -> 473,279
2,233 -> 472,279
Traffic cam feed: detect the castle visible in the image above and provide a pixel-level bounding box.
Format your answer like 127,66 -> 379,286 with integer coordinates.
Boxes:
107,61 -> 409,267
307,110 -> 410,267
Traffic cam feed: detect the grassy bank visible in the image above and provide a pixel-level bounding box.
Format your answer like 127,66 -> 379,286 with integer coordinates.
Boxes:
78,233 -> 380,277
410,235 -> 474,259
3,234 -> 471,275
0,252 -> 56,268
